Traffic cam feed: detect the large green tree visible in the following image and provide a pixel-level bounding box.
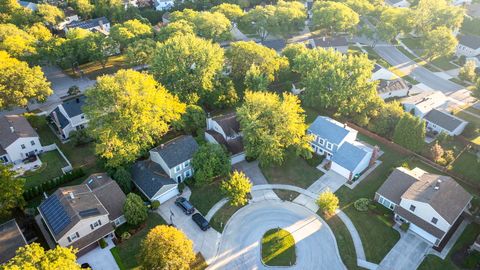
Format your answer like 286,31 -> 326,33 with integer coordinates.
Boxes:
0,23 -> 36,59
237,91 -> 312,166
124,38 -> 156,67
169,9 -> 232,42
367,101 -> 404,139
110,19 -> 153,50
393,113 -> 426,152
84,70 -> 185,167
211,3 -> 244,22
311,1 -> 359,34
68,0 -> 94,18
179,105 -> 206,135
0,51 -> 52,109
36,4 -> 65,25
422,26 -> 458,61
413,0 -> 464,35
156,19 -> 195,42
192,143 -> 231,185
151,34 -> 224,104
221,170 -> 252,206
4,243 -> 81,270
139,225 -> 195,270
377,7 -> 413,42
112,166 -> 133,194
0,164 -> 25,217
124,193 -> 148,226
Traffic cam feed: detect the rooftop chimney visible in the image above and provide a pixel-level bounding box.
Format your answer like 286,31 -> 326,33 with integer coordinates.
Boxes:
9,126 -> 14,133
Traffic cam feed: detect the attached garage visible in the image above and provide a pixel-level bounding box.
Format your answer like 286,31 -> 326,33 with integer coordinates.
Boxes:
409,223 -> 438,245
152,185 -> 179,204
330,142 -> 373,180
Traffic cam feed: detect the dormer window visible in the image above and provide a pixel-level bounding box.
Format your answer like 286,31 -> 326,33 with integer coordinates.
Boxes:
431,217 -> 438,224
409,205 -> 416,212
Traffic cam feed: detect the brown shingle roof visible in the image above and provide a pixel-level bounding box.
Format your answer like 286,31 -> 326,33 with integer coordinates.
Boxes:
0,219 -> 27,264
376,167 -> 421,205
394,206 -> 446,239
84,173 -> 126,221
212,112 -> 241,137
0,115 -> 38,150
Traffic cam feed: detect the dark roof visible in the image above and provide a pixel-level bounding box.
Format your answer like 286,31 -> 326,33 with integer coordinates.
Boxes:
377,167 -> 422,205
308,116 -> 352,145
0,115 -> 38,149
67,17 -> 109,30
424,109 -> 465,132
313,36 -> 348,48
0,219 -> 27,264
260,39 -> 287,52
377,79 -> 410,94
205,130 -> 244,155
131,160 -> 177,199
331,142 -> 370,172
306,1 -> 313,9
84,173 -> 126,221
50,107 -> 69,129
212,112 -> 241,137
151,136 -> 199,168
394,206 -> 446,239
458,35 -> 480,50
62,96 -> 86,118
372,64 -> 382,73
63,7 -> 77,17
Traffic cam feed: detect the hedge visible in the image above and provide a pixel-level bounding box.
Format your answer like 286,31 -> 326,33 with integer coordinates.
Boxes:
23,168 -> 85,200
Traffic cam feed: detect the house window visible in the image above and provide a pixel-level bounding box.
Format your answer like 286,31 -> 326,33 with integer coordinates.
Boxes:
184,160 -> 190,167
326,142 -> 333,150
0,156 -> 8,163
431,217 -> 438,224
318,138 -> 325,146
30,140 -> 35,146
68,232 -> 80,242
81,115 -> 85,119
21,144 -> 26,149
184,169 -> 192,178
409,205 -> 416,212
174,165 -> 181,173
90,220 -> 102,230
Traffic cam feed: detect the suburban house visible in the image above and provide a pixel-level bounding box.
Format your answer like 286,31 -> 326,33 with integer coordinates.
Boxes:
375,167 -> 472,248
456,35 -> 480,58
401,91 -> 468,136
452,0 -> 472,5
49,96 -> 89,140
0,219 -> 27,264
37,174 -> 126,255
385,0 -> 411,8
308,36 -> 348,54
132,135 -> 199,203
58,7 -> 79,29
66,17 -> 111,35
154,0 -> 174,11
308,116 -> 377,180
205,112 -> 245,164
18,0 -> 37,11
0,115 -> 43,166
377,78 -> 411,99
260,39 -> 287,52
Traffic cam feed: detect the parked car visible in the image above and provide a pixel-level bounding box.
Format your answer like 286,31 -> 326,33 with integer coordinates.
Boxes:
192,213 -> 210,231
175,197 -> 195,215
81,263 -> 91,269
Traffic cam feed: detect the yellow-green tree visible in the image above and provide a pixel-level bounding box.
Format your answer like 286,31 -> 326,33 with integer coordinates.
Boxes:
169,9 -> 232,42
316,190 -> 339,216
422,27 -> 458,61
110,19 -> 153,50
36,4 -> 65,25
0,23 -> 36,58
311,1 -> 359,34
221,171 -> 252,206
4,243 -> 80,270
0,51 -> 52,109
0,164 -> 25,217
139,225 -> 195,270
237,91 -> 312,166
211,3 -> 244,22
84,70 -> 185,167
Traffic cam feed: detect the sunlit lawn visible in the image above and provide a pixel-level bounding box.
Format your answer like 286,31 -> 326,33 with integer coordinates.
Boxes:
261,228 -> 296,266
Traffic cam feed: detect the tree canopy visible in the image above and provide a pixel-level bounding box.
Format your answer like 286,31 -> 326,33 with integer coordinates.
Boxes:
0,164 -> 25,217
112,166 -> 133,194
422,26 -> 458,61
84,69 -> 185,167
413,0 -> 464,35
156,19 -> 195,42
192,143 -> 231,185
367,101 -> 404,139
316,190 -> 339,216
211,3 -> 244,22
237,91 -> 312,166
37,4 -> 65,25
393,113 -> 426,152
377,7 -> 413,42
124,193 -> 148,226
169,9 -> 232,42
0,23 -> 37,59
221,170 -> 252,206
311,1 -> 359,34
110,19 -> 153,49
4,243 -> 80,270
124,38 -> 156,67
179,104 -> 206,135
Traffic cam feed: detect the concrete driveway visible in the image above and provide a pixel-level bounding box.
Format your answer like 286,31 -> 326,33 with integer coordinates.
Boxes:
77,236 -> 119,270
232,160 -> 268,185
156,192 -> 221,264
378,231 -> 431,270
208,200 -> 346,270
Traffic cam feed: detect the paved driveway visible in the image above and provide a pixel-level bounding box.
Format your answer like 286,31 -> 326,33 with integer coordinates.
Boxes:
208,200 -> 346,270
77,236 -> 119,270
378,231 -> 431,270
232,160 -> 268,185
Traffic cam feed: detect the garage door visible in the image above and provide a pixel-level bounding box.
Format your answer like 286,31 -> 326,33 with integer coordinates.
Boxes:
330,162 -> 351,179
154,187 -> 179,204
409,223 -> 437,245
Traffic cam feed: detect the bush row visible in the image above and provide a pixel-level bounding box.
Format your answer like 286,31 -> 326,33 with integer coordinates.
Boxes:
23,169 -> 85,201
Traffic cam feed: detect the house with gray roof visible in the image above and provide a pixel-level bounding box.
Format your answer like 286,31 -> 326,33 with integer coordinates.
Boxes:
0,219 -> 27,264
0,115 -> 43,166
309,36 -> 348,54
132,136 -> 199,203
375,167 -> 472,247
377,78 -> 411,99
18,0 -> 37,11
66,17 -> 110,35
456,34 -> 480,58
330,141 -> 374,181
260,39 -> 287,52
423,109 -> 468,136
49,96 -> 89,140
385,0 -> 410,7
205,112 -> 245,164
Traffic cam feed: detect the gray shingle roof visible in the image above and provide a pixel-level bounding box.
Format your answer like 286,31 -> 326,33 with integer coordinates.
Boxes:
84,173 -> 126,221
0,115 -> 38,150
377,167 -> 419,205
260,39 -> 287,52
459,35 -> 480,50
313,36 -> 348,48
424,109 -> 465,132
67,17 -> 109,30
308,116 -> 351,145
131,160 -> 176,199
0,219 -> 26,264
212,112 -> 241,137
50,107 -> 69,129
331,142 -> 369,172
151,135 -> 199,168
62,96 -> 86,118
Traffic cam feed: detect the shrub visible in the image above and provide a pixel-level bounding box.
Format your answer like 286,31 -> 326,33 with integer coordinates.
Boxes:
99,238 -> 108,249
69,129 -> 92,146
354,198 -> 371,212
121,231 -> 131,241
151,200 -> 160,210
316,190 -> 339,216
400,222 -> 409,232
444,150 -> 455,164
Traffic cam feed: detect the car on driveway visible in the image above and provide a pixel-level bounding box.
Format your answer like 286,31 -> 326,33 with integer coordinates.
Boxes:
192,213 -> 210,231
175,197 -> 195,215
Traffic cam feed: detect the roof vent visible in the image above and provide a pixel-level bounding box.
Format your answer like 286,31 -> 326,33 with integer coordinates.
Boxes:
69,192 -> 75,199
9,126 -> 14,133
160,144 -> 165,149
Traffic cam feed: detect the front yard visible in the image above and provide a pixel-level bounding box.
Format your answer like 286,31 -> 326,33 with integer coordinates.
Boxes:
210,203 -> 242,232
23,150 -> 68,189
187,180 -> 224,215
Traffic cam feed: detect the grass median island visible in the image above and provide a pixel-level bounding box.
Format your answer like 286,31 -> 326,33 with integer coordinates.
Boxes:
261,228 -> 296,266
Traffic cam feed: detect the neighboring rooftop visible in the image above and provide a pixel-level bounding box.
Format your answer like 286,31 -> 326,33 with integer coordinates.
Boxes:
151,136 -> 199,168
312,36 -> 348,48
84,173 -> 126,221
62,95 -> 87,118
67,17 -> 109,30
260,39 -> 287,52
386,0 -> 404,4
131,160 -> 177,199
212,112 -> 241,137
377,167 -> 422,205
0,219 -> 27,264
458,34 -> 480,50
0,115 -> 38,150
424,109 -> 466,132
377,78 -> 410,94
331,142 -> 371,172
308,116 -> 355,145
401,91 -> 447,115
205,130 -> 244,154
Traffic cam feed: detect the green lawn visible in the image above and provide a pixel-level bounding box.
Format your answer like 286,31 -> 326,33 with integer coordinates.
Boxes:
261,151 -> 324,189
452,151 -> 480,184
188,180 -> 224,215
454,111 -> 480,143
419,223 -> 480,270
400,37 -> 423,55
210,203 -> 242,232
65,55 -> 126,79
261,228 -> 296,266
450,78 -> 472,87
23,150 -> 68,189
431,56 -> 458,71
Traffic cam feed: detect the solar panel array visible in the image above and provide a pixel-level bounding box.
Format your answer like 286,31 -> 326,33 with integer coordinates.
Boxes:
79,208 -> 100,218
39,195 -> 71,235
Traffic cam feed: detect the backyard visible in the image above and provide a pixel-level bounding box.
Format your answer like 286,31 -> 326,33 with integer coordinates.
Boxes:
452,150 -> 480,185
23,150 -> 68,189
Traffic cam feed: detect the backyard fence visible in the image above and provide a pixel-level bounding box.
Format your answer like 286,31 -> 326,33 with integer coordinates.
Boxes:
42,143 -> 73,173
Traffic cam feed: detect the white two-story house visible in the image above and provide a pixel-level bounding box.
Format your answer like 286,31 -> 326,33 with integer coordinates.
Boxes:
49,96 -> 89,140
456,35 -> 480,58
205,112 -> 245,164
38,174 -> 126,256
0,115 -> 43,165
132,135 -> 199,203
154,0 -> 174,11
376,167 -> 472,248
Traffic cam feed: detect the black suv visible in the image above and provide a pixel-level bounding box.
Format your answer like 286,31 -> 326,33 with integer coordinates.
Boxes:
175,197 -> 195,215
192,213 -> 210,231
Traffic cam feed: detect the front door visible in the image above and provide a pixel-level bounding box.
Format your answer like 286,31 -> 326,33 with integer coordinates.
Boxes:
176,175 -> 182,183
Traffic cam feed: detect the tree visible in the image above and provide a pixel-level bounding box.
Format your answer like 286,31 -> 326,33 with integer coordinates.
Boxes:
211,3 -> 244,22
69,0 -> 94,18
179,105 -> 206,135
367,101 -> 404,139
459,60 -> 477,82
84,70 -> 185,167
422,27 -> 458,61
0,23 -> 36,59
282,43 -> 308,67
237,91 -> 312,166
430,142 -> 444,163
192,143 -> 231,185
151,34 -> 224,104
244,64 -> 269,91
124,193 -> 148,226
139,225 -> 195,270
0,0 -> 36,27
0,51 -> 52,109
337,0 -> 374,16
474,78 -> 480,99
377,7 -> 413,42
69,129 -> 91,146
206,75 -> 239,109
227,41 -> 288,84
221,170 -> 252,206
156,20 -> 195,42
54,28 -> 100,70
113,166 -> 133,194
169,9 -> 232,42
240,5 -> 275,41
88,34 -> 118,68
311,1 -> 359,34
37,4 -> 65,25
413,0 -> 464,35
316,190 -> 339,216
4,243 -> 80,270
294,48 -> 381,120
0,164 -> 25,217
68,85 -> 80,96
110,19 -> 153,50
393,114 -> 426,152
124,38 -> 156,67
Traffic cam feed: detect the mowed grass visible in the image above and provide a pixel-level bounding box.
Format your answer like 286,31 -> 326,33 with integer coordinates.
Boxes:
452,151 -> 480,184
65,55 -> 126,79
23,150 -> 68,189
210,203 -> 242,232
188,180 -> 224,215
261,228 -> 296,266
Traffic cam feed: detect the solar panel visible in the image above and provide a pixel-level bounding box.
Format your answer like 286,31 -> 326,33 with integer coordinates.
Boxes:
79,208 -> 100,218
39,195 -> 71,235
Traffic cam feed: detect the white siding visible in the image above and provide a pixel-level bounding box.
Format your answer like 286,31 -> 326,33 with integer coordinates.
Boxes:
57,215 -> 110,247
5,137 -> 43,163
330,162 -> 351,179
409,223 -> 438,245
399,199 -> 450,232
351,151 -> 373,176
152,185 -> 179,203
150,151 -> 174,178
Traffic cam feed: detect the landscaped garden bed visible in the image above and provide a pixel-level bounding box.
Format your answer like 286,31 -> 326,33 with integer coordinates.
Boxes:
261,228 -> 296,267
